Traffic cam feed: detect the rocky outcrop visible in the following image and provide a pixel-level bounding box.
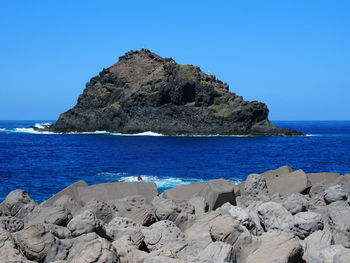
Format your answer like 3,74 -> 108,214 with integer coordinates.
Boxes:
0,165 -> 349,262
49,49 -> 303,136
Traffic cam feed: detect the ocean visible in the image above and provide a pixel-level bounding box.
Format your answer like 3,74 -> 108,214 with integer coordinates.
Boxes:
0,120 -> 349,203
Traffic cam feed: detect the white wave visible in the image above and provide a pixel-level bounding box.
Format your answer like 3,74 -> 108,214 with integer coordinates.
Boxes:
79,131 -> 111,135
0,128 -> 5,131
111,131 -> 164,136
34,122 -> 52,129
305,134 -> 322,137
13,128 -> 56,135
96,172 -> 205,189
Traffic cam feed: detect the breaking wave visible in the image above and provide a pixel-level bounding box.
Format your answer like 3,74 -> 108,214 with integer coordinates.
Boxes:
95,172 -> 243,189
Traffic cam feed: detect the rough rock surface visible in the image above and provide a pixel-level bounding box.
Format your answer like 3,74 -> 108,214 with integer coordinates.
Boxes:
1,167 -> 350,262
243,173 -> 270,206
50,49 -> 303,136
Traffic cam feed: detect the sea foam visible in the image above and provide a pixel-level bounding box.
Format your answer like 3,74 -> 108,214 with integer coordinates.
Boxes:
96,172 -> 206,189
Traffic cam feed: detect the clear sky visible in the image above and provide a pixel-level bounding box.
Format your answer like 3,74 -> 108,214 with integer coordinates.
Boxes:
1,0 -> 349,120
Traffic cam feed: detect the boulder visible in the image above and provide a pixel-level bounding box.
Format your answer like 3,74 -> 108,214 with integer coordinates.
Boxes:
292,211 -> 324,239
143,256 -> 181,263
198,179 -> 236,211
0,189 -> 38,219
0,228 -> 35,262
188,196 -> 209,215
209,215 -> 251,246
67,209 -> 106,238
112,235 -> 150,263
66,232 -> 119,263
160,182 -> 208,201
77,182 -> 158,203
318,245 -> 350,263
243,173 -> 270,206
29,206 -> 72,226
217,203 -> 251,228
307,172 -> 340,187
328,205 -> 350,248
113,195 -> 156,226
283,193 -> 310,215
83,200 -> 117,224
257,201 -> 294,232
14,223 -> 67,262
142,220 -> 187,255
48,194 -> 84,217
302,230 -> 333,263
261,165 -> 294,178
199,241 -> 235,263
244,232 -> 303,263
41,180 -> 88,207
324,184 -> 347,204
105,216 -> 142,242
184,212 -> 221,250
263,169 -> 309,197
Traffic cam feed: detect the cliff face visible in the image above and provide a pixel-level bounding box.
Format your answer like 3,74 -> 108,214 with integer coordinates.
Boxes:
53,49 -> 302,135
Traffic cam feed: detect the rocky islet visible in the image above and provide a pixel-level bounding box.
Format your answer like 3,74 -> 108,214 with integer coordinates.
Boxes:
42,49 -> 303,136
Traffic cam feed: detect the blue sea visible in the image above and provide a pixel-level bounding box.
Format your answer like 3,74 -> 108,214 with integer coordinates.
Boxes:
0,120 -> 349,203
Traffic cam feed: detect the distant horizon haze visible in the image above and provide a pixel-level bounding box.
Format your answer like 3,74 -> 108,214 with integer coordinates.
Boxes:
1,1 -> 349,120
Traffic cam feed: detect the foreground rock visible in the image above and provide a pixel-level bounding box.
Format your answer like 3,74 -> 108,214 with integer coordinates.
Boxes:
48,49 -> 303,136
0,166 -> 349,262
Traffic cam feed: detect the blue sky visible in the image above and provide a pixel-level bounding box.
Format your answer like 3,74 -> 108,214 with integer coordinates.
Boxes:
0,0 -> 349,120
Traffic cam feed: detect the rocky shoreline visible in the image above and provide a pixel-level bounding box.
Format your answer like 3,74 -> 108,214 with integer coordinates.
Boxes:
1,166 -> 349,262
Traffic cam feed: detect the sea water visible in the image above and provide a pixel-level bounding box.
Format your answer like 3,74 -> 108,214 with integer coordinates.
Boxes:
0,120 -> 349,203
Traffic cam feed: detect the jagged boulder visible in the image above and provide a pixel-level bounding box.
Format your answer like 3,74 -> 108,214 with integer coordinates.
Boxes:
257,201 -> 294,232
67,209 -> 106,238
328,205 -> 350,248
283,193 -> 311,215
244,232 -> 303,263
243,173 -> 270,206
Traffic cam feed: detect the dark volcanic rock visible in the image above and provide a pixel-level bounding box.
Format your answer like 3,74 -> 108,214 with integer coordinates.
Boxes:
52,49 -> 302,136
